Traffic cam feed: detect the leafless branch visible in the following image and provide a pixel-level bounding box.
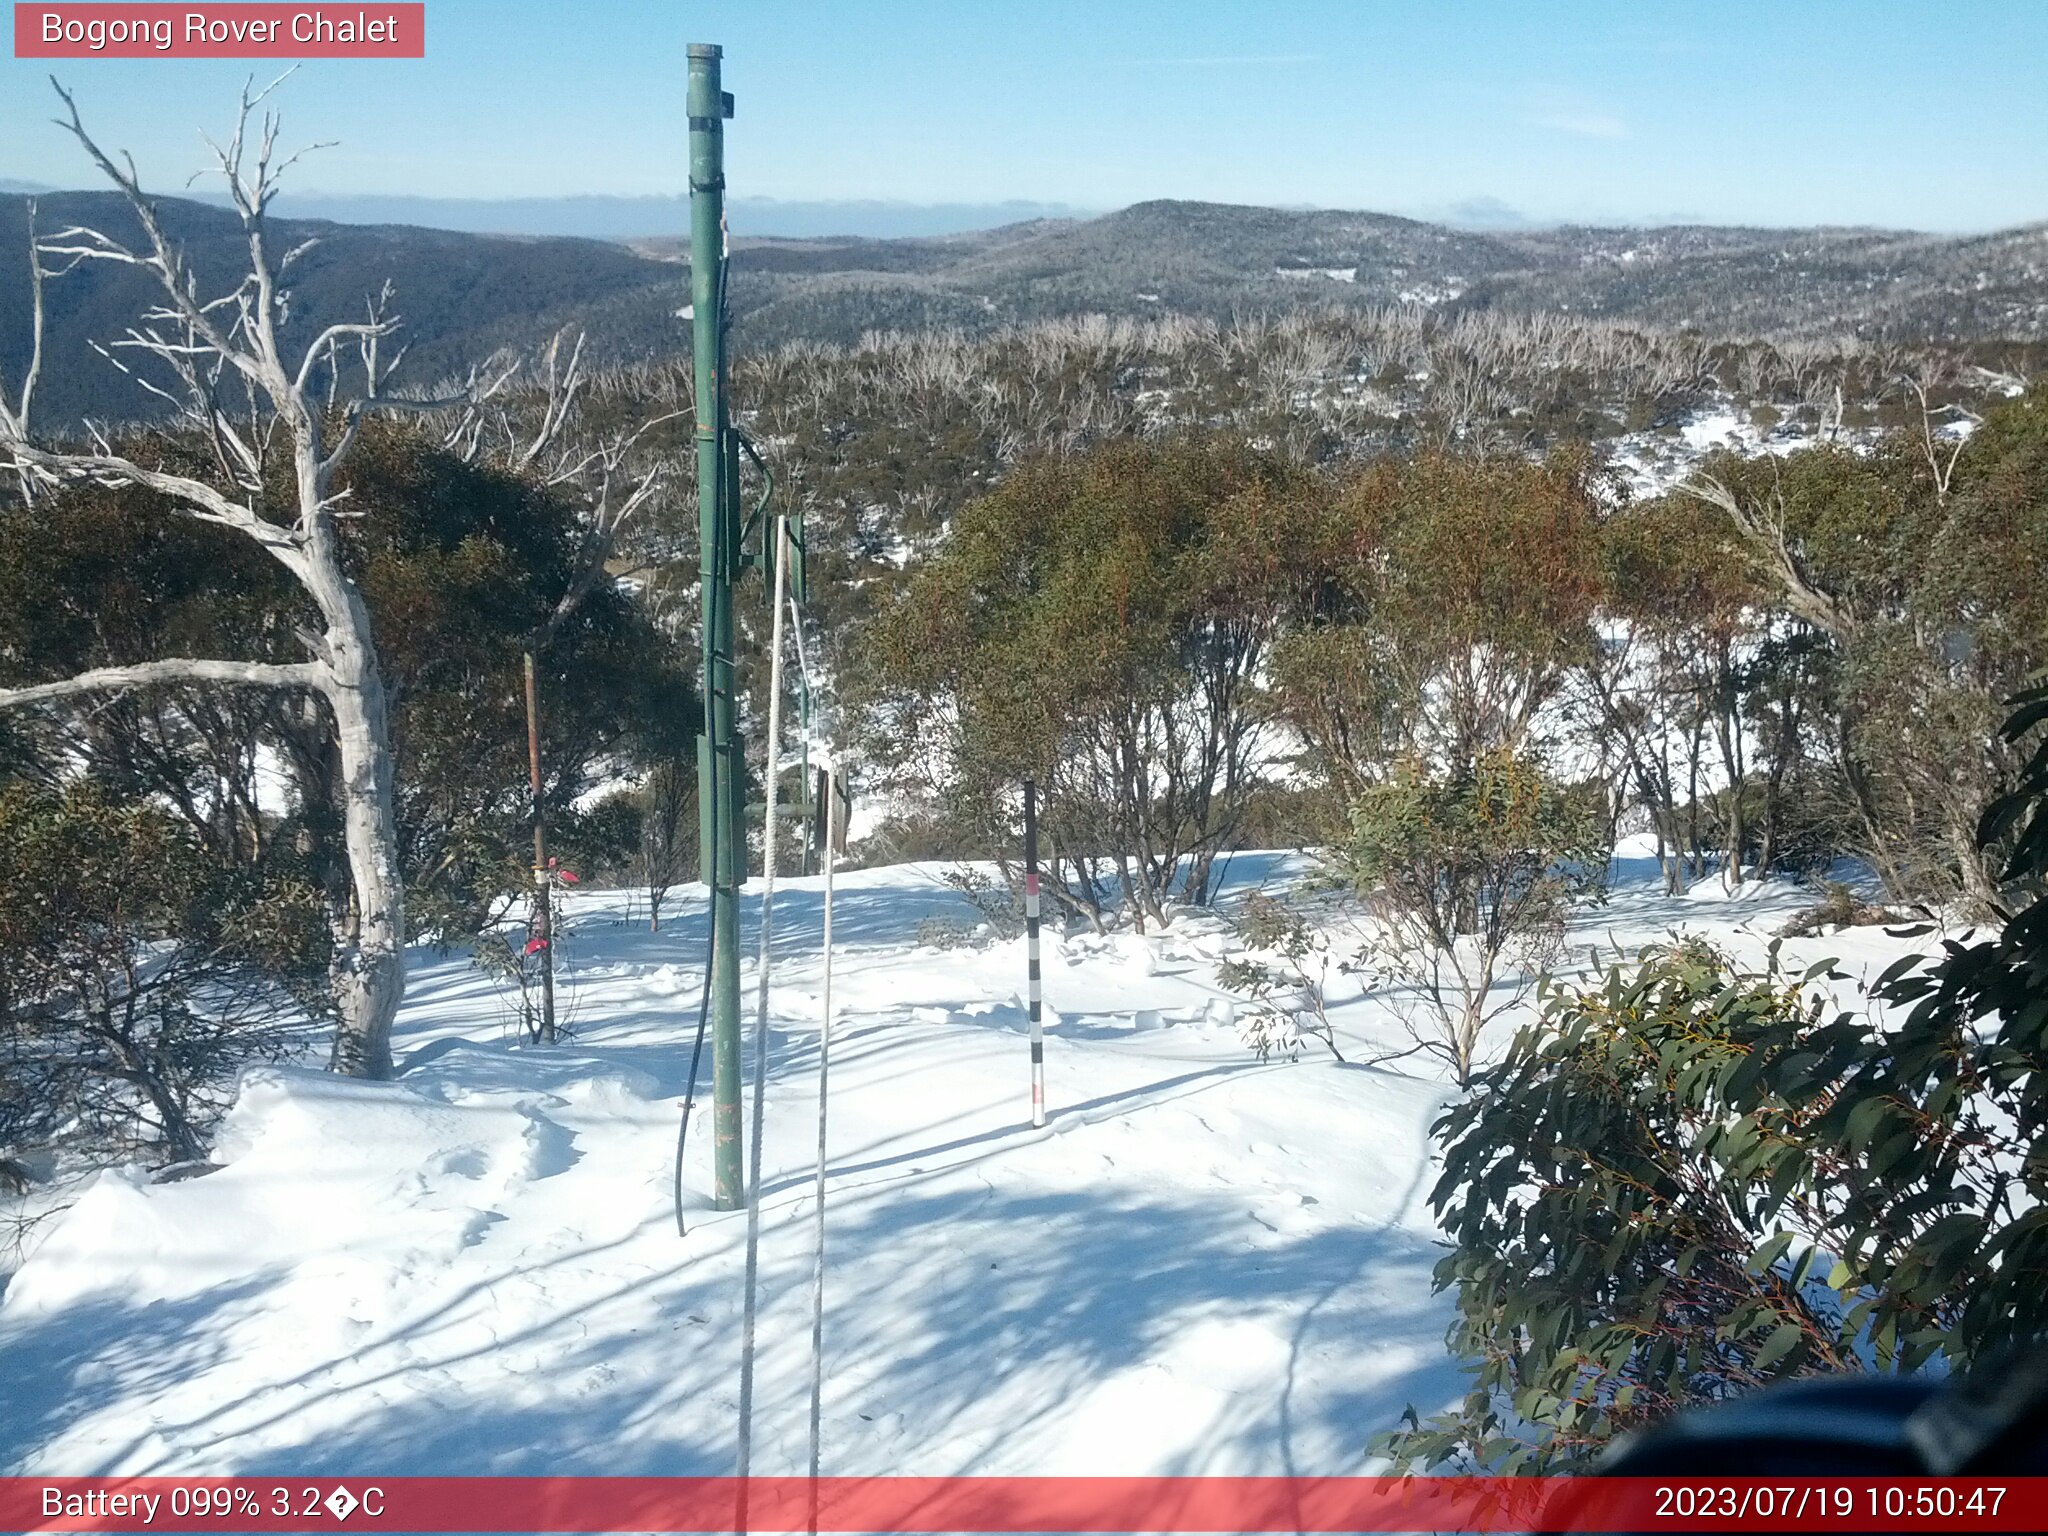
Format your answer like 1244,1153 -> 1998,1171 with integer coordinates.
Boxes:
2,438 -> 306,562
0,658 -> 326,712
0,201 -> 47,499
1677,472 -> 1856,639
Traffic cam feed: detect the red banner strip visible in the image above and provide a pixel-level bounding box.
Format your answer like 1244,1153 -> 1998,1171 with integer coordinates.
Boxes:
14,4 -> 424,58
2,1476 -> 2045,1533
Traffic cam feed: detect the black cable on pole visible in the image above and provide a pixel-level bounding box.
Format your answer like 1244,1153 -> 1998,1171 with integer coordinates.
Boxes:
672,509 -> 721,1237
673,880 -> 715,1238
673,245 -> 732,1241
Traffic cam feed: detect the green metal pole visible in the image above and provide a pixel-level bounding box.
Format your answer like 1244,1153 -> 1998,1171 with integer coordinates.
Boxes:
688,42 -> 744,1211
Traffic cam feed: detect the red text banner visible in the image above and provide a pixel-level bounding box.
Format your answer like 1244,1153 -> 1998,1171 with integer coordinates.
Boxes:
14,4 -> 425,58
2,1476 -> 2045,1533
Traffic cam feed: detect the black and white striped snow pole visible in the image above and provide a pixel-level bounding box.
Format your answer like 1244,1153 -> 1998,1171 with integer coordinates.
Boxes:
1024,777 -> 1046,1128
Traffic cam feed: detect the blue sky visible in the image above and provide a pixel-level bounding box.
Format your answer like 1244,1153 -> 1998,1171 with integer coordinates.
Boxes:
3,0 -> 2044,229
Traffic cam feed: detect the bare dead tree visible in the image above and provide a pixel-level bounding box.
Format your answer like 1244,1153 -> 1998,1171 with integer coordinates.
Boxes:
0,76 -> 490,1079
0,200 -> 47,505
1897,359 -> 1981,506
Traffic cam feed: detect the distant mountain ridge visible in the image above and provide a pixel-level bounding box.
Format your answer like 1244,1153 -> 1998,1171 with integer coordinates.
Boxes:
4,187 -> 1095,240
693,199 -> 2048,352
3,192 -> 2042,426
0,191 -> 683,426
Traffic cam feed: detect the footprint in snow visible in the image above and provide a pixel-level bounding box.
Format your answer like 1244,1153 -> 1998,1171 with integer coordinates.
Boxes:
432,1147 -> 490,1179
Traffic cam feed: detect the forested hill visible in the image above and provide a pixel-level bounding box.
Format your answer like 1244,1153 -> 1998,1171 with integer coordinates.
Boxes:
0,192 -> 685,426
6,190 -> 2046,426
671,199 -> 2048,350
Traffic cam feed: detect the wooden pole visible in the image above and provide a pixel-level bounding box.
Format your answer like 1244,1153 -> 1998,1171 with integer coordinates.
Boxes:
522,649 -> 557,1045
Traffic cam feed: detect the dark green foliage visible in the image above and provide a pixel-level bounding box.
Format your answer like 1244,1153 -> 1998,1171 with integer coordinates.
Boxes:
866,435 -> 1318,928
1377,940 -> 1879,1472
1857,677 -> 2048,1359
1378,685 -> 2048,1474
0,781 -> 323,1165
0,421 -> 698,941
1341,750 -> 1607,1085
1346,753 -> 1608,914
553,789 -> 648,890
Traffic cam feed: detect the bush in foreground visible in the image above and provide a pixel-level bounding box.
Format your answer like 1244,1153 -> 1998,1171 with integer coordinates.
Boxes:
1377,684 -> 2048,1472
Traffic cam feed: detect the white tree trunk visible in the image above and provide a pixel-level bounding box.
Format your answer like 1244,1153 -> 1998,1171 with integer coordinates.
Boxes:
3,81 -> 620,1082
291,394 -> 408,1078
323,629 -> 405,1078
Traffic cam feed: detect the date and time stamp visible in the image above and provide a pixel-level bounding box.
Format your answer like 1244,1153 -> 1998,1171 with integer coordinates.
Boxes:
1653,1482 -> 2009,1521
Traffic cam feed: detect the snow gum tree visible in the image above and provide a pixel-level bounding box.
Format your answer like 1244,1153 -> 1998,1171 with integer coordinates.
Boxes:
1268,447 -> 1607,793
865,435 -> 1317,929
1677,391 -> 2048,915
0,81 -> 487,1078
1578,495 -> 1773,895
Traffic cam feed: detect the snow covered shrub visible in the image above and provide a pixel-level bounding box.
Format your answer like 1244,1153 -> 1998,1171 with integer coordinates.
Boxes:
940,863 -> 1027,942
1341,750 -> 1606,1086
912,916 -> 982,951
0,781 -> 323,1167
1379,686 -> 2048,1472
1776,878 -> 1909,938
1216,891 -> 1346,1063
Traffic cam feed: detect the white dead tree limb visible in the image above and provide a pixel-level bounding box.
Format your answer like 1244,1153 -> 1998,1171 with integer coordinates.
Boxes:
1676,470 -> 1857,640
0,76 -> 479,1079
0,200 -> 47,504
0,659 -> 327,708
456,331 -> 686,649
1897,360 -> 1981,506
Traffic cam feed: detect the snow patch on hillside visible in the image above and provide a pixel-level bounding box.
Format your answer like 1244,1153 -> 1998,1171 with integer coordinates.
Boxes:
1605,399 -> 1868,500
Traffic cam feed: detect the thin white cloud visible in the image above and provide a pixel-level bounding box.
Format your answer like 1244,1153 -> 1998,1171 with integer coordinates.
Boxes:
1131,54 -> 1321,67
1527,109 -> 1629,140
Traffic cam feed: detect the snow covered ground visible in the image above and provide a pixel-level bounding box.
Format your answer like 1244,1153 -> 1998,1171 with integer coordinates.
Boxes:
0,848 -> 1941,1478
1605,402 -> 1844,501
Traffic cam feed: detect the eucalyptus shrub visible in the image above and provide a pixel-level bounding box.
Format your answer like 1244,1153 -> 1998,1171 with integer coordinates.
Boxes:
0,781 -> 324,1167
1344,749 -> 1607,1086
1376,683 -> 2048,1473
